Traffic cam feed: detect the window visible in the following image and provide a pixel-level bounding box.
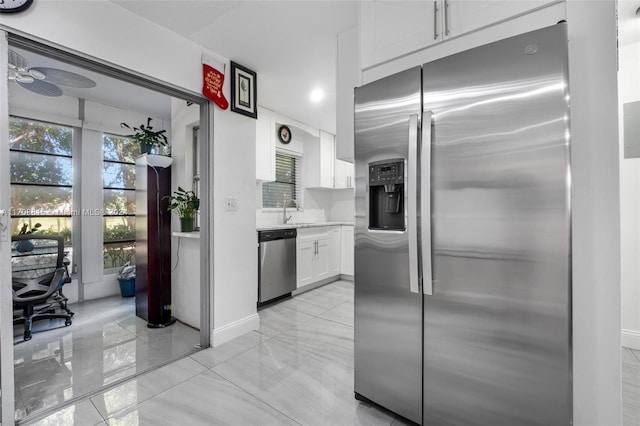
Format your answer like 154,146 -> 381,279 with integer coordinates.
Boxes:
262,152 -> 302,208
103,133 -> 137,269
9,116 -> 73,246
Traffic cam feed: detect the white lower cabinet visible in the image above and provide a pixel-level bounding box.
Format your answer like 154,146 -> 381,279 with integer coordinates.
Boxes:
341,225 -> 354,276
296,226 -> 341,288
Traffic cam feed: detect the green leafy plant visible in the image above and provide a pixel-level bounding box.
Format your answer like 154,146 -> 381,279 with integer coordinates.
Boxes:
120,117 -> 168,152
18,222 -> 41,235
165,187 -> 199,219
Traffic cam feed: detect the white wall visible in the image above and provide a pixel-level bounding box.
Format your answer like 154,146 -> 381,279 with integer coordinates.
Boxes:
619,42 -> 640,350
1,0 -> 259,350
565,2 -> 621,424
212,107 -> 258,345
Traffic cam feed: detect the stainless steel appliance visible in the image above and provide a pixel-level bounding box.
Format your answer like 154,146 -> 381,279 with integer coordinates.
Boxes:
354,24 -> 572,425
258,229 -> 297,304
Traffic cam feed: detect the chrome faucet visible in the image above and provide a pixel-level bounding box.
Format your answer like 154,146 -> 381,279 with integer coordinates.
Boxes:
282,200 -> 298,224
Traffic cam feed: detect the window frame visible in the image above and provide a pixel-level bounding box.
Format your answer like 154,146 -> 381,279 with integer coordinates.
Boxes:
261,151 -> 303,210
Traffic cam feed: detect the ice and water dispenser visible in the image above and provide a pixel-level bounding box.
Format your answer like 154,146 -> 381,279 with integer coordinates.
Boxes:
368,160 -> 405,231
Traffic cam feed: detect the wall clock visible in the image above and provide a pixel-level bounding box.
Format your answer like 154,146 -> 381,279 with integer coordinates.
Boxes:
278,125 -> 291,144
0,0 -> 33,13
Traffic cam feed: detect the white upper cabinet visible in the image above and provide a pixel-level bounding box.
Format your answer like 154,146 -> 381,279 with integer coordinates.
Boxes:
256,107 -> 275,181
334,159 -> 354,189
360,0 -> 560,69
336,28 -> 359,163
305,130 -> 336,189
360,1 -> 439,70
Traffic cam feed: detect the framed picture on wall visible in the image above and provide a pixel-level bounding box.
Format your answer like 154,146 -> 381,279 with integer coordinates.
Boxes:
230,61 -> 257,119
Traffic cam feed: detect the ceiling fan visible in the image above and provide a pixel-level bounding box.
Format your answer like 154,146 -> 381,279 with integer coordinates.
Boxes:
8,49 -> 97,97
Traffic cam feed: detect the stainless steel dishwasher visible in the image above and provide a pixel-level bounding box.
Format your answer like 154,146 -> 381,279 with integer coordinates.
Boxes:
258,228 -> 297,305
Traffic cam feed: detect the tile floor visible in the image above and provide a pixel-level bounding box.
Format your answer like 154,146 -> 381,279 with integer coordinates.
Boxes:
14,295 -> 201,423
19,280 -> 640,426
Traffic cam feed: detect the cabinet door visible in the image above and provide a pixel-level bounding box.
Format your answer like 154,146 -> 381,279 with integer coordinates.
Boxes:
329,227 -> 342,276
315,236 -> 332,281
344,161 -> 354,189
341,226 -> 354,276
445,0 -> 558,40
320,131 -> 335,188
360,0 -> 440,69
296,239 -> 315,288
256,109 -> 275,181
334,159 -> 347,189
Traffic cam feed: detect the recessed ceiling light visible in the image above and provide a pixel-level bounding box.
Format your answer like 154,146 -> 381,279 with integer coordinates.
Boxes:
310,88 -> 324,103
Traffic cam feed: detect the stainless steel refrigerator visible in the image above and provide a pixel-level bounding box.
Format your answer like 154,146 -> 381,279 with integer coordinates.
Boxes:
354,24 -> 571,425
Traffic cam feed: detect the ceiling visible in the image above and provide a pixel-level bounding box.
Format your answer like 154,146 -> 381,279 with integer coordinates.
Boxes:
111,0 -> 359,134
8,46 -> 173,120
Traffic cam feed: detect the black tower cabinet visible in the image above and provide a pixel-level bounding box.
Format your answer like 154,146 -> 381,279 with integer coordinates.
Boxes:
135,155 -> 175,328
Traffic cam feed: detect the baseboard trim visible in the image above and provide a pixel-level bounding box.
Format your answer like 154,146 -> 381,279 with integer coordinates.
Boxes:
292,275 -> 340,296
212,313 -> 259,347
340,274 -> 353,281
622,329 -> 640,351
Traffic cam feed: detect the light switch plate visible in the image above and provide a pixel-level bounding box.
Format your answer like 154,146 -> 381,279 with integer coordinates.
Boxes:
225,198 -> 237,211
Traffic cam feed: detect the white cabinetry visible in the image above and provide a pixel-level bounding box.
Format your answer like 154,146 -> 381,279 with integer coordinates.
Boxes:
336,27 -> 359,162
256,107 -> 275,181
360,0 -> 560,69
305,130 -> 336,188
341,225 -> 354,276
329,226 -> 342,276
334,159 -> 355,189
296,226 -> 340,288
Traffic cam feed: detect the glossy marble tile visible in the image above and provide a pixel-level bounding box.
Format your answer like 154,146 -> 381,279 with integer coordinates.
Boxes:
189,330 -> 266,369
293,288 -> 346,311
318,300 -> 355,327
311,280 -> 354,302
274,316 -> 354,369
276,295 -> 332,317
624,348 -> 640,366
90,356 -> 206,420
22,400 -> 104,426
104,370 -> 298,426
213,337 -> 394,426
257,301 -> 314,337
14,295 -> 203,422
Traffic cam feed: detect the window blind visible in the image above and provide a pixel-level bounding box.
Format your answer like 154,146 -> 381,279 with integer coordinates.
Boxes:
262,152 -> 303,208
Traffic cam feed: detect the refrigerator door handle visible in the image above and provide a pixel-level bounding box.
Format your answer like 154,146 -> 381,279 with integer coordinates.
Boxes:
408,114 -> 421,294
421,110 -> 434,295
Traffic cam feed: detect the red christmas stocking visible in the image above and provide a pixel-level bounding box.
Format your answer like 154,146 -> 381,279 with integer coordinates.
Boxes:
203,63 -> 229,110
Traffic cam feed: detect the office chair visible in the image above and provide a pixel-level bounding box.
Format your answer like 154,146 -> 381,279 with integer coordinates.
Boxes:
12,235 -> 74,341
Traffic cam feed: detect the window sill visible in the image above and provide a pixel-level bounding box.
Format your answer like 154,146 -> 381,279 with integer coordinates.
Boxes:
172,231 -> 200,239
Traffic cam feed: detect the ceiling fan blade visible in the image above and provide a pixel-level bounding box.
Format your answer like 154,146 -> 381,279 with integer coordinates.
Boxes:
17,80 -> 63,97
30,67 -> 96,88
8,49 -> 29,69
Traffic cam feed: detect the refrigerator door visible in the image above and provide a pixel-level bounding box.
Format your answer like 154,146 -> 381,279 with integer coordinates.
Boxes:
354,66 -> 423,424
423,24 -> 571,425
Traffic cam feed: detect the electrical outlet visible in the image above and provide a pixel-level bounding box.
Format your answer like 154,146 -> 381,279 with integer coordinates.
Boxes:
0,210 -> 8,242
225,198 -> 237,211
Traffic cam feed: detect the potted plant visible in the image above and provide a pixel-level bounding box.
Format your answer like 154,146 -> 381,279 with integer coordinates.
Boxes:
165,187 -> 200,232
120,117 -> 169,155
15,222 -> 42,253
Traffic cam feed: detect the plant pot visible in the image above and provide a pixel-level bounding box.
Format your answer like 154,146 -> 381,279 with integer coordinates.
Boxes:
139,141 -> 154,154
118,277 -> 135,297
15,240 -> 34,253
180,217 -> 195,232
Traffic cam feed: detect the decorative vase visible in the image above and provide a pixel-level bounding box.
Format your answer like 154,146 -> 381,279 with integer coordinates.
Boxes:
180,217 -> 195,232
139,141 -> 154,154
16,239 -> 35,253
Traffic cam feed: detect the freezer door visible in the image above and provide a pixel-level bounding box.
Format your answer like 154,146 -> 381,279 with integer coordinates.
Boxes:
354,66 -> 423,424
423,24 -> 571,425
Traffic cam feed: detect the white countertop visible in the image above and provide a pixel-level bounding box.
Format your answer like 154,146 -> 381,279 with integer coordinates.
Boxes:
257,222 -> 354,231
